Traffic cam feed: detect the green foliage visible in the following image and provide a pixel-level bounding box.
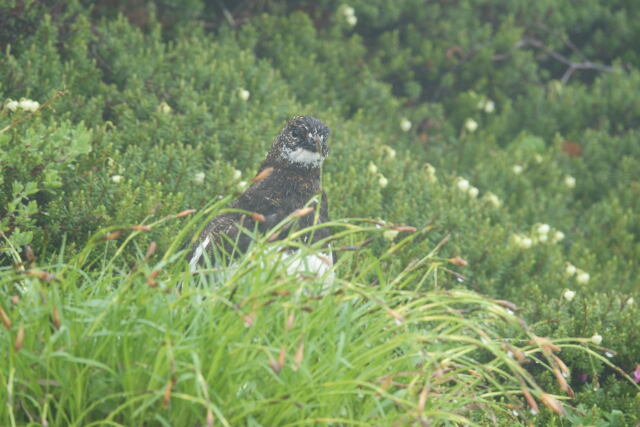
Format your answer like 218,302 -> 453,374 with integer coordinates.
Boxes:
1,0 -> 639,423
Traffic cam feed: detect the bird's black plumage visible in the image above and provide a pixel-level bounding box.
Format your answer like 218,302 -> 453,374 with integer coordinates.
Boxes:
189,116 -> 332,268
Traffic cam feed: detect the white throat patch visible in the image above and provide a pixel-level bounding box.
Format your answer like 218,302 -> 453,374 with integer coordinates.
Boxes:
283,147 -> 323,167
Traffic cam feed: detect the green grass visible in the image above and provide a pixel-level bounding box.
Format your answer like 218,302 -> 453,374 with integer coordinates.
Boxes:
2,207 -> 630,426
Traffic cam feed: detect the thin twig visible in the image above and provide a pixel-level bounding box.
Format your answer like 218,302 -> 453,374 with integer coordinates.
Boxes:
0,90 -> 69,134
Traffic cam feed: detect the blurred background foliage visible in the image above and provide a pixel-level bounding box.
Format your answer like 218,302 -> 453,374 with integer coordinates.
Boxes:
1,0 -> 639,422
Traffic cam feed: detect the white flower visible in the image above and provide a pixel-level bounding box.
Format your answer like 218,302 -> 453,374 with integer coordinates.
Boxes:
343,6 -> 355,17
626,297 -> 634,305
193,172 -> 205,184
425,163 -> 437,183
232,169 -> 242,180
512,165 -> 524,175
378,174 -> 388,188
537,224 -> 550,235
565,263 -> 577,276
591,334 -> 602,345
534,154 -> 543,164
400,118 -> 412,132
563,290 -> 576,301
456,178 -> 470,192
383,229 -> 399,241
346,14 -> 357,26
19,98 -> 39,112
520,237 -> 533,249
158,101 -> 172,114
484,192 -> 501,208
576,271 -> 590,284
484,100 -> 495,113
111,175 -> 124,183
564,175 -> 576,188
538,233 -> 548,243
5,99 -> 19,111
238,180 -> 248,190
238,88 -> 250,101
468,186 -> 479,198
513,234 -> 532,249
384,146 -> 396,159
368,162 -> 378,174
552,231 -> 565,243
464,118 -> 478,133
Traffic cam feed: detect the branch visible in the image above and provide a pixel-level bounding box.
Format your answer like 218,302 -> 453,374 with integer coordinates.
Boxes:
492,36 -> 617,84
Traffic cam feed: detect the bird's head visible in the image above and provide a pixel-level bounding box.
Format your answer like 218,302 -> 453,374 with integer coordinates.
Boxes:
269,116 -> 330,169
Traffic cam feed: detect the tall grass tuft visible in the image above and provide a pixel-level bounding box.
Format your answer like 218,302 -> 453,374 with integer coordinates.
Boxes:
0,207 -> 627,426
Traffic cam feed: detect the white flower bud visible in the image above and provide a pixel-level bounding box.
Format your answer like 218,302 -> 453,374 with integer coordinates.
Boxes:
158,101 -> 172,114
576,271 -> 590,284
484,100 -> 495,113
384,146 -> 396,159
111,175 -> 124,183
591,334 -> 602,345
520,237 -> 533,249
464,118 -> 478,133
400,118 -> 412,132
368,162 -> 378,174
378,174 -> 388,188
383,229 -> 399,241
565,263 -> 577,276
238,88 -> 250,101
193,172 -> 205,184
484,192 -> 501,208
564,175 -> 576,188
468,186 -> 479,198
346,14 -> 357,26
552,231 -> 565,243
232,169 -> 242,180
563,290 -> 576,301
5,99 -> 19,111
626,297 -> 634,305
512,165 -> 524,175
537,224 -> 550,235
343,6 -> 355,17
456,178 -> 470,192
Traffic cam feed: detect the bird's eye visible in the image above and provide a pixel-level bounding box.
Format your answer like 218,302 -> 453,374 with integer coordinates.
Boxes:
291,129 -> 302,139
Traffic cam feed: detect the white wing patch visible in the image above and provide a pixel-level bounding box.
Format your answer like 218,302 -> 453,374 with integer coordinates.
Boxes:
189,236 -> 210,272
283,147 -> 323,167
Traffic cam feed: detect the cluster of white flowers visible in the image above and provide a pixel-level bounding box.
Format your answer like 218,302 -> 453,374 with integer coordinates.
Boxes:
512,164 -> 524,175
400,118 -> 412,132
563,289 -> 576,301
5,98 -> 40,112
591,334 -> 602,345
342,5 -> 357,26
483,191 -> 502,208
564,175 -> 576,188
477,97 -> 495,114
238,88 -> 250,101
464,118 -> 478,133
368,162 -> 378,174
455,177 -> 479,199
193,172 -> 206,184
383,229 -> 399,242
424,163 -> 437,183
513,223 -> 565,249
565,262 -> 590,284
157,101 -> 172,114
111,175 -> 124,184
383,145 -> 396,160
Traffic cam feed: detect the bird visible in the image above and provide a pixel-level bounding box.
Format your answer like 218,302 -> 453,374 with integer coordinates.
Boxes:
188,116 -> 333,275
